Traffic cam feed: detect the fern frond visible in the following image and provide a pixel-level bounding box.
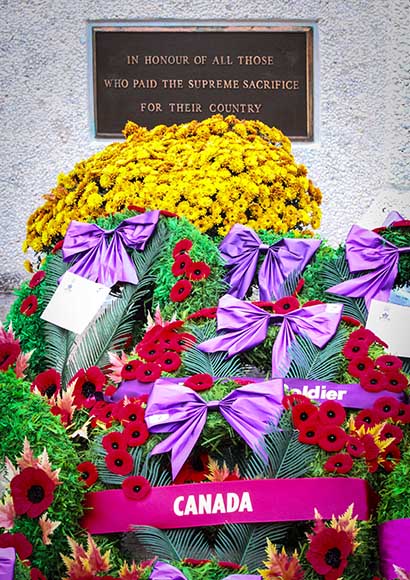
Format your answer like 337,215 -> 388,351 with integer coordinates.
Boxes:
277,270 -> 301,299
132,219 -> 169,279
322,256 -> 368,323
131,526 -> 211,561
285,328 -> 348,382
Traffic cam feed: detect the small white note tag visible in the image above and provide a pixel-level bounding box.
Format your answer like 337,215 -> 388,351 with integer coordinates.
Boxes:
41,271 -> 111,334
366,299 -> 410,358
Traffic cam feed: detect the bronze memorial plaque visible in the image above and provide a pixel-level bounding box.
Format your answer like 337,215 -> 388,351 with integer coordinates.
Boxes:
92,26 -> 313,140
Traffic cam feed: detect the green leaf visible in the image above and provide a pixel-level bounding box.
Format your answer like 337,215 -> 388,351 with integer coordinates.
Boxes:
131,525 -> 211,561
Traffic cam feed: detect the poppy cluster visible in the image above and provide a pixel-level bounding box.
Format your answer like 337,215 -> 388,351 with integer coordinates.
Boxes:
169,238 -> 211,302
342,328 -> 408,393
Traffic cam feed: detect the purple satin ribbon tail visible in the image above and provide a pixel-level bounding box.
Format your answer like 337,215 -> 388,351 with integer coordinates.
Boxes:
149,561 -> 261,580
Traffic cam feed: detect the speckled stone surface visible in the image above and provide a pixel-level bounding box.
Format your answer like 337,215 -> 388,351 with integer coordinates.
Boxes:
1,0 -> 409,292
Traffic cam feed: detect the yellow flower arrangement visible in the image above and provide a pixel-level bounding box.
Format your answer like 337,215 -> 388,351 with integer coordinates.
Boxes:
24,115 -> 322,252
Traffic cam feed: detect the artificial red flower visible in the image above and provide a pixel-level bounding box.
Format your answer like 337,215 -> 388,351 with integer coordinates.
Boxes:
341,315 -> 362,326
317,425 -> 347,453
373,396 -> 400,420
0,532 -> 33,561
184,373 -> 214,391
160,209 -> 178,218
354,408 -> 382,429
342,340 -> 369,360
345,436 -> 365,458
77,461 -> 99,487
122,475 -> 151,500
298,419 -> 320,445
123,421 -> 150,447
118,401 -> 145,424
349,327 -> 379,345
172,238 -> 193,258
20,295 -> 38,316
127,205 -> 146,213
186,261 -> 211,281
359,369 -> 388,393
375,354 -> 403,371
102,431 -> 126,452
273,296 -> 300,314
170,279 -> 193,302
157,351 -> 182,372
121,359 -> 142,380
218,562 -> 242,570
362,434 -> 380,461
384,370 -> 408,393
172,253 -> 192,277
89,401 -> 115,427
282,393 -> 310,409
318,401 -> 346,426
71,366 -> 106,408
293,278 -> 305,296
303,299 -> 324,307
31,369 -> 61,398
381,443 -> 401,472
137,342 -> 164,362
187,307 -> 218,320
173,452 -> 210,484
397,403 -> 410,424
105,449 -> 134,475
306,528 -> 352,580
183,558 -> 212,566
323,453 -> 353,474
51,239 -> 64,254
347,356 -> 374,378
291,402 -> 319,428
0,342 -> 21,371
380,423 -> 403,444
29,271 -> 46,288
252,301 -> 276,310
11,467 -> 56,518
135,361 -> 162,383
166,332 -> 196,352
30,567 -> 47,580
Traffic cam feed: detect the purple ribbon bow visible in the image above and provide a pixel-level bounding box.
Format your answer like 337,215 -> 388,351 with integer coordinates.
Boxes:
150,561 -> 261,580
219,224 -> 321,301
62,210 -> 160,287
326,224 -> 410,309
198,295 -> 343,376
145,378 -> 284,480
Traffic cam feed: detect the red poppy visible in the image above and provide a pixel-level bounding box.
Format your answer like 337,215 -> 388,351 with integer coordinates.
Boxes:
397,403 -> 410,424
172,253 -> 192,277
282,393 -> 311,409
31,369 -> 61,398
71,366 -> 106,408
90,401 -> 115,427
375,354 -> 403,371
172,238 -> 193,258
157,351 -> 182,372
293,278 -> 305,296
166,332 -> 197,352
11,467 -> 56,518
342,340 -> 369,360
384,370 -> 408,393
317,425 -> 347,452
349,327 -> 379,345
380,423 -> 403,444
298,419 -> 320,445
218,562 -> 242,570
273,296 -> 300,314
324,453 -> 353,474
51,239 -> 64,254
345,435 -> 365,458
234,378 -> 255,386
0,532 -> 33,561
318,401 -> 346,426
381,443 -> 401,472
183,559 -> 212,566
184,373 -> 214,391
118,401 -> 145,424
373,396 -> 400,420
135,361 -> 162,383
252,301 -> 276,310
187,307 -> 218,320
121,359 -> 142,380
122,475 -> 151,500
360,369 -> 388,393
354,408 -> 382,429
102,431 -> 126,452
105,449 -> 134,475
29,271 -> 46,288
306,528 -> 352,580
20,295 -> 38,316
77,461 -> 99,487
173,452 -> 210,484
30,567 -> 47,580
341,315 -> 362,327
137,342 -> 165,362
362,434 -> 380,461
123,421 -> 150,446
186,261 -> 211,281
347,356 -> 374,378
291,402 -> 319,428
170,279 -> 193,302
0,342 -> 21,371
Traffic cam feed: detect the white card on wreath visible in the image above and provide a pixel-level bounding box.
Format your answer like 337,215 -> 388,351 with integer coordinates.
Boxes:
366,299 -> 410,358
40,271 -> 111,334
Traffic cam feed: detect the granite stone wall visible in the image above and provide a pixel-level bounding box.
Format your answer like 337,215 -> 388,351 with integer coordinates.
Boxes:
1,0 -> 409,290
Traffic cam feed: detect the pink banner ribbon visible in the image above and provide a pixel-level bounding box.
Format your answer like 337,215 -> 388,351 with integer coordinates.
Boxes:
81,478 -> 376,534
378,519 -> 410,579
